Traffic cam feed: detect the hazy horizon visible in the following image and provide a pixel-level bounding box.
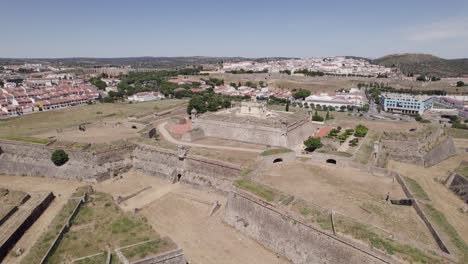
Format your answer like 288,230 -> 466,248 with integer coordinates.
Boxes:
1,0 -> 467,59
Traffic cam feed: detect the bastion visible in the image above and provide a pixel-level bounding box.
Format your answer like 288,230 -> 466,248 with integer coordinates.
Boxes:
191,98 -> 319,147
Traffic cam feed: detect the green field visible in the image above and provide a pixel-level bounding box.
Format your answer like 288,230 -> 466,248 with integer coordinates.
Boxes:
0,99 -> 187,143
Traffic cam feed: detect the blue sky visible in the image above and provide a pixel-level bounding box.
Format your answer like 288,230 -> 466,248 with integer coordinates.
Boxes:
1,0 -> 467,58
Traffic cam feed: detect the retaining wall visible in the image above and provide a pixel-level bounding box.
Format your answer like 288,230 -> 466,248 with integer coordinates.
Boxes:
194,118 -> 287,147
0,192 -> 55,262
132,144 -> 241,192
445,172 -> 468,203
130,248 -> 185,264
0,140 -> 133,182
224,191 -> 394,264
392,172 -> 451,254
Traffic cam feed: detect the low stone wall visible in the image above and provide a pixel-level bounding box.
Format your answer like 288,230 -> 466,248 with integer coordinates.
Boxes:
445,172 -> 468,203
40,196 -> 85,264
0,192 -> 55,262
224,191 -> 394,264
392,172 -> 451,254
131,248 -> 185,264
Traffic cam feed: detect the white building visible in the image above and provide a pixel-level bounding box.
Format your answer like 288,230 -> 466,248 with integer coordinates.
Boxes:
127,91 -> 165,102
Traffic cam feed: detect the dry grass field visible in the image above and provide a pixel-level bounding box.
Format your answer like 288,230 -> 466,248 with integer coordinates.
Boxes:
0,99 -> 187,143
94,171 -> 291,264
388,155 -> 468,261
257,161 -> 439,252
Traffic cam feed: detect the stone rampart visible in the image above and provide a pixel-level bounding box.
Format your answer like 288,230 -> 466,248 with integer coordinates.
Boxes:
376,127 -> 457,168
132,144 -> 241,192
224,191 -> 395,264
0,140 -> 97,180
194,118 -> 287,147
445,173 -> 468,203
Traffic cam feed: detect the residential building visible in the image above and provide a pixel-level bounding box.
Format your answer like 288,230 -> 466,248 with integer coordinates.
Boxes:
127,91 -> 165,102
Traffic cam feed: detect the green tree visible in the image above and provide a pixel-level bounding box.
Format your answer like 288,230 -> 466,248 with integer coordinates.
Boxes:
293,89 -> 311,99
285,100 -> 290,112
304,137 -> 322,151
457,81 -> 465,87
51,149 -> 69,166
325,110 -> 330,120
354,124 -> 368,137
89,77 -> 107,90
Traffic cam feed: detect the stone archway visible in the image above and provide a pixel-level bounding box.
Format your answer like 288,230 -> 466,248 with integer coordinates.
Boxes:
326,159 -> 337,165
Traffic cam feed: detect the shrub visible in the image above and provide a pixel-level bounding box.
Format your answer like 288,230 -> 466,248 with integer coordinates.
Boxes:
304,137 -> 322,151
354,124 -> 368,137
51,149 -> 69,166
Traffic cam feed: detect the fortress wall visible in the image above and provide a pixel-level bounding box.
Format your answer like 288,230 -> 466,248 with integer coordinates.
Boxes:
286,120 -> 319,147
132,144 -> 180,180
224,191 -> 393,264
423,137 -> 457,167
194,119 -> 287,147
377,139 -> 424,167
132,144 -> 241,192
377,127 -> 457,168
0,140 -> 97,180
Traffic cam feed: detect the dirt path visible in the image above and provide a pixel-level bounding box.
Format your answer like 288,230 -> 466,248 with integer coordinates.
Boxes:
0,176 -> 83,264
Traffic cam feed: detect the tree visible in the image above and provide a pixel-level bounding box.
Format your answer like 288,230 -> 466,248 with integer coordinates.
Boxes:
89,77 -> 107,90
457,81 -> 465,87
293,89 -> 311,99
51,149 -> 69,166
312,110 -> 324,122
303,137 -> 322,152
285,100 -> 290,112
340,105 -> 346,111
354,124 -> 368,137
325,110 -> 330,120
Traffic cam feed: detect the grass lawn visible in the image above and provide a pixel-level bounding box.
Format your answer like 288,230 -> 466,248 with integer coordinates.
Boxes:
0,99 -> 187,140
260,148 -> 293,156
234,178 -> 278,202
445,128 -> 468,139
21,194 -> 82,264
120,239 -> 174,262
353,131 -> 379,164
404,177 -> 430,201
454,165 -> 468,179
22,190 -> 174,264
423,204 -> 468,262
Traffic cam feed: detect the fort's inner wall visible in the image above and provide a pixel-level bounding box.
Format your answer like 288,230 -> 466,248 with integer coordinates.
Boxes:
224,191 -> 393,264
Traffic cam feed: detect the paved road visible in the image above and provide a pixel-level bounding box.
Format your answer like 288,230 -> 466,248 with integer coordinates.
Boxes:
157,122 -> 263,153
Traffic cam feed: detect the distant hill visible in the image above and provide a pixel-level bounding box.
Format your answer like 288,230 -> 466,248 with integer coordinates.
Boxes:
372,53 -> 468,77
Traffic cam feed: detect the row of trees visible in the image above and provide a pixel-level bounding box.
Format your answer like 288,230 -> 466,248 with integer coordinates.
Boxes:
187,92 -> 248,115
